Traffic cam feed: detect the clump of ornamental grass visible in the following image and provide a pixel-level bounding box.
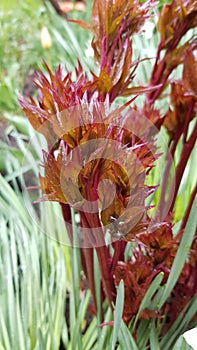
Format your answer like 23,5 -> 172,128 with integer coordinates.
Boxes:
19,0 -> 197,345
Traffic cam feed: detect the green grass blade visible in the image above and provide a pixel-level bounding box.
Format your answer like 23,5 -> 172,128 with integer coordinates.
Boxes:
111,280 -> 124,350
172,336 -> 194,350
118,320 -> 139,350
159,197 -> 197,308
97,307 -> 113,350
132,272 -> 164,331
149,320 -> 161,350
160,294 -> 197,349
0,174 -> 31,230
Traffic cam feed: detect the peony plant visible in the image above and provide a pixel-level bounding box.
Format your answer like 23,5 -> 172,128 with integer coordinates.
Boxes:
20,0 -> 197,344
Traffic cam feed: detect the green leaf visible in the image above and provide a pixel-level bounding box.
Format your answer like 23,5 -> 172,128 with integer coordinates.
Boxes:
159,197 -> 197,307
149,320 -> 161,350
172,335 -> 194,350
161,294 -> 197,349
111,280 -> 124,349
119,320 -> 139,350
133,272 -> 164,330
0,174 -> 32,230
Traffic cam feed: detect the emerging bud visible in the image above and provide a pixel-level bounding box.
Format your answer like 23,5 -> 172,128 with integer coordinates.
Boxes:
40,26 -> 52,49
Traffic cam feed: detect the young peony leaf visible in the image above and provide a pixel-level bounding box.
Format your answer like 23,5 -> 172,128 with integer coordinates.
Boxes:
158,0 -> 197,49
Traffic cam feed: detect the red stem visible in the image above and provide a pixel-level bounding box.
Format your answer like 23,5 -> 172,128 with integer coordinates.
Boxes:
146,12 -> 195,106
150,41 -> 163,81
168,121 -> 197,213
158,131 -> 182,218
95,243 -> 115,308
110,240 -> 127,275
80,177 -> 116,308
85,210 -> 115,308
61,204 -> 95,308
80,213 -> 97,312
61,203 -> 73,243
181,183 -> 197,231
146,63 -> 171,105
182,100 -> 195,144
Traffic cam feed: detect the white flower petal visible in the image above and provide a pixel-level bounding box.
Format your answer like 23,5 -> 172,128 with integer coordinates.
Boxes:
183,328 -> 197,349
